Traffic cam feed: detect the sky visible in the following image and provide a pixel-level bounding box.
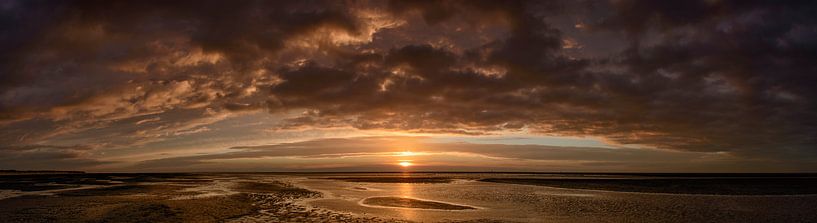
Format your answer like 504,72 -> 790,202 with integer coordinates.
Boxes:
1,0 -> 816,172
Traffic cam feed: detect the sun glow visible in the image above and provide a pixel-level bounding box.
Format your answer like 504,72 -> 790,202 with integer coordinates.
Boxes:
397,151 -> 416,156
398,161 -> 413,167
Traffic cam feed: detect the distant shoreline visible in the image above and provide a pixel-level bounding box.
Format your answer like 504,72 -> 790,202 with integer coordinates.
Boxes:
0,170 -> 85,175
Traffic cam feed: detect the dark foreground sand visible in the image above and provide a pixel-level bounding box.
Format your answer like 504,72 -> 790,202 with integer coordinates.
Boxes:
0,173 -> 407,223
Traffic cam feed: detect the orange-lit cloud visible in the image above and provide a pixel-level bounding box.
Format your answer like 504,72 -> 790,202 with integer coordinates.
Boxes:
1,1 -> 817,171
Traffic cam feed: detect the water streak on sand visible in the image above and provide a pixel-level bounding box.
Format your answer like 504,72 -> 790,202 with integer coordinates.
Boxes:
0,184 -> 115,200
360,196 -> 479,210
0,190 -> 23,200
171,180 -> 239,200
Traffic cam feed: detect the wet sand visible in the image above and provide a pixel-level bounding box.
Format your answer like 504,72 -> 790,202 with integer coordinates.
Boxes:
1,173 -> 816,222
479,177 -> 817,195
325,177 -> 454,184
361,197 -> 476,210
0,173 -> 406,222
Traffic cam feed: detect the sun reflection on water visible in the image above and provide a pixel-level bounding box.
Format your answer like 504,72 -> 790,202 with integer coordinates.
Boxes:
398,172 -> 415,219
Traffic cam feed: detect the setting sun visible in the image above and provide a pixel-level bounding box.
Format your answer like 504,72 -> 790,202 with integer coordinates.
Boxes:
1,1 -> 815,222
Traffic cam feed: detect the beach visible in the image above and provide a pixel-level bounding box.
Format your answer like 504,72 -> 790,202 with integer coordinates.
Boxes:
1,173 -> 816,222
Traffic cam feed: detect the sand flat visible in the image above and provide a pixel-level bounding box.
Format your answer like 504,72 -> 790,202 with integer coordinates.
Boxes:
479,177 -> 817,195
362,196 -> 476,210
1,173 -> 817,222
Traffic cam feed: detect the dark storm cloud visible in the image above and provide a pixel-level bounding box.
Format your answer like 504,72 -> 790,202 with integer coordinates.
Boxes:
1,0 -> 817,167
0,0 -> 371,148
586,0 -> 817,156
0,0 -> 362,120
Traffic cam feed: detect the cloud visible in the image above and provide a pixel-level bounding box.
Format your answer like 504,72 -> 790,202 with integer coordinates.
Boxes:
1,0 -> 816,169
0,145 -> 111,170
132,136 -> 817,172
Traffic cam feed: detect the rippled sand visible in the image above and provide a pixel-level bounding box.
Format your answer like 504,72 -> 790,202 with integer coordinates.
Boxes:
1,173 -> 816,222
